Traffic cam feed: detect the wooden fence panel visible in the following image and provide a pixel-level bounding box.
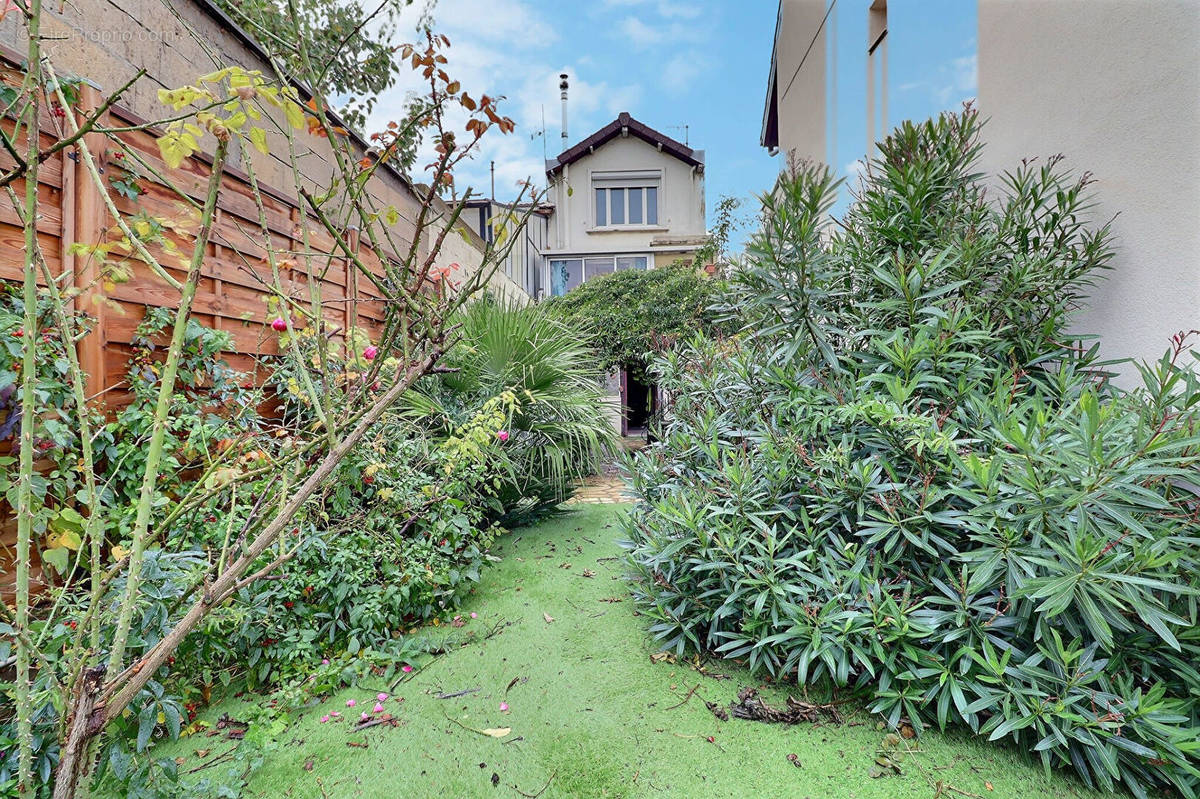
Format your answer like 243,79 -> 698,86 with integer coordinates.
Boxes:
1,86 -> 398,602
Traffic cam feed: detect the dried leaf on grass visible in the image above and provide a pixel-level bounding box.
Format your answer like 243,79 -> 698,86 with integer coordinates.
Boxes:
728,687 -> 840,725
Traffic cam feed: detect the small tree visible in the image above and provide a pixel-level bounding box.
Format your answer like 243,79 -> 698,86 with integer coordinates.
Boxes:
0,4 -> 529,795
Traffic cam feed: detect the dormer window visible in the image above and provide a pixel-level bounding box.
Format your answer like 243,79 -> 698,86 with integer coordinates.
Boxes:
593,170 -> 660,228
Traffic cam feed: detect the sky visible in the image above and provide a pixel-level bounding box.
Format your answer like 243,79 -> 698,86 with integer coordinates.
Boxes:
368,0 -> 978,237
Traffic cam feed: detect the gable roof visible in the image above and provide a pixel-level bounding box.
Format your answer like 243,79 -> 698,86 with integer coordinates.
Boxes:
545,112 -> 703,175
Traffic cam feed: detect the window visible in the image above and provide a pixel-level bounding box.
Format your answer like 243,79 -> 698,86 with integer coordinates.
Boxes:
549,259 -> 583,296
593,171 -> 661,228
585,257 -> 615,280
550,255 -> 648,295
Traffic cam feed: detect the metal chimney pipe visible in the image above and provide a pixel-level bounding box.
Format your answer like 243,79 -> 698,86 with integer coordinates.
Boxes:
559,73 -> 569,144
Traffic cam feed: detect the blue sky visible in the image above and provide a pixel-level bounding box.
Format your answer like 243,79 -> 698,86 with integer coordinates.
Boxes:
374,0 -> 977,233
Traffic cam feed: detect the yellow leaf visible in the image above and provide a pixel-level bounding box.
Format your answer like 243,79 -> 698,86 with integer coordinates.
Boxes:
249,127 -> 269,155
481,728 -> 511,738
284,100 -> 305,130
199,68 -> 231,83
111,544 -> 129,560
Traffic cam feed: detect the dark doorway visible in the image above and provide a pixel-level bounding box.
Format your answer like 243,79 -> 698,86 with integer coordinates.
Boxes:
620,368 -> 654,437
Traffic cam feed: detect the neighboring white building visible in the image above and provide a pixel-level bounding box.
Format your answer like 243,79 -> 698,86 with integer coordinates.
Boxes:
464,199 -> 552,302
976,0 -> 1200,373
542,111 -> 708,297
761,1 -> 977,194
762,0 -> 1200,371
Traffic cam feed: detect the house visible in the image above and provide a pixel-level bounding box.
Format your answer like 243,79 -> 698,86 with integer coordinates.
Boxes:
761,0 -> 1200,372
470,101 -> 710,437
541,108 -> 708,436
543,110 -> 708,298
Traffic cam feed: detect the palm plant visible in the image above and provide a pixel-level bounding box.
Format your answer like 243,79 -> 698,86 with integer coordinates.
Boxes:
403,297 -> 618,524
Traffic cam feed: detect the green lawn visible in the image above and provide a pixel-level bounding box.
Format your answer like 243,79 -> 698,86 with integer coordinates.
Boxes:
165,504 -> 1112,798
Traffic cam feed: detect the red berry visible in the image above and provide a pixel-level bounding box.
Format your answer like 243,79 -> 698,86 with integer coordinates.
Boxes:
11,329 -> 22,337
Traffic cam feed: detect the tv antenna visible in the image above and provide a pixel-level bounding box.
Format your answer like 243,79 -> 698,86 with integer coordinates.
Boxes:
530,105 -> 548,162
666,124 -> 689,147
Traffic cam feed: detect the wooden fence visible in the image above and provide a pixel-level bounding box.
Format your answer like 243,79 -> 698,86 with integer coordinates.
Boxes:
0,80 -> 435,600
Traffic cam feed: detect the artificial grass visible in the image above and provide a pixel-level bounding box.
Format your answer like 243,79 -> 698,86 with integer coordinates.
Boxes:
162,504 -> 1113,798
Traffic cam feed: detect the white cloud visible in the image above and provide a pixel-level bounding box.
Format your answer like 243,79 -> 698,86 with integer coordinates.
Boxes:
429,0 -> 556,45
620,16 -> 663,47
935,53 -> 977,105
364,0 -> 641,199
600,0 -> 701,18
662,51 -> 705,92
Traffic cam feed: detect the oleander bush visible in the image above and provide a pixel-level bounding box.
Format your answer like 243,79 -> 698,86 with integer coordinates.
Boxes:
623,109 -> 1200,798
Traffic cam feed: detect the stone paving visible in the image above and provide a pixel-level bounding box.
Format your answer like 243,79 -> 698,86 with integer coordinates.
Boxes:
566,474 -> 633,504
565,436 -> 644,504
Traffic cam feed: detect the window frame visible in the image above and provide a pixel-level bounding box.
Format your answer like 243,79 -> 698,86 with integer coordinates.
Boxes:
591,170 -> 662,230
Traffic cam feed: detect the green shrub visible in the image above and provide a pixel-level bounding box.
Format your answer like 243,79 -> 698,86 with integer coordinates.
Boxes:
623,109 -> 1200,798
543,264 -> 729,381
403,298 -> 617,524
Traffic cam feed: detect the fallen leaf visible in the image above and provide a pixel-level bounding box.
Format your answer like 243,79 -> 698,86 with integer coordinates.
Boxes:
786,753 -> 801,768
174,757 -> 185,766
481,728 -> 512,738
985,782 -> 994,791
303,759 -> 314,772
581,569 -> 596,578
543,613 -> 554,624
193,748 -> 210,758
650,652 -> 676,664
491,772 -> 500,787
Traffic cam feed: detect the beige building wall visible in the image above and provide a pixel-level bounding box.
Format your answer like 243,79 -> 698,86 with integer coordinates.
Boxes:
978,0 -> 1200,371
768,0 -> 829,164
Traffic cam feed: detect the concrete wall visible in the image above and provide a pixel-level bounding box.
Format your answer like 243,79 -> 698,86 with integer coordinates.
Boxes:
978,0 -> 1200,369
550,134 -> 706,257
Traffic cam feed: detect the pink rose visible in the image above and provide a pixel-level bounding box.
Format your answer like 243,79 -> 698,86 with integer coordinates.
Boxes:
346,699 -> 356,708
319,715 -> 329,723
496,430 -> 509,443
373,703 -> 384,713
271,317 -> 287,331
470,612 -> 477,619
377,693 -> 388,702
363,345 -> 379,360
499,702 -> 509,712
402,664 -> 413,673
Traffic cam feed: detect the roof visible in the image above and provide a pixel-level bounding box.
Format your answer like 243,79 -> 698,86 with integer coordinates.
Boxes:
545,112 -> 704,175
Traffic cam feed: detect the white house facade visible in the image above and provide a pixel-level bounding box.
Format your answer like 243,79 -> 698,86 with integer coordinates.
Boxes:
542,112 -> 707,298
